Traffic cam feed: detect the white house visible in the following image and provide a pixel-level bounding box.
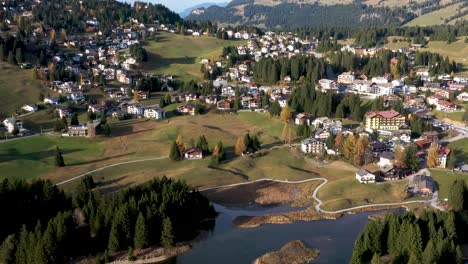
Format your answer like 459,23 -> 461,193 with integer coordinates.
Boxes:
301,138 -> 326,154
21,105 -> 38,112
278,97 -> 288,108
457,92 -> 468,102
3,117 -> 23,133
185,148 -> 203,160
356,170 -> 376,184
44,97 -> 59,105
127,104 -> 145,116
144,105 -> 165,119
378,151 -> 394,167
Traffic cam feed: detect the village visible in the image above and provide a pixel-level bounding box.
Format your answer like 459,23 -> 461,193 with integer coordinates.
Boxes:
0,0 -> 467,210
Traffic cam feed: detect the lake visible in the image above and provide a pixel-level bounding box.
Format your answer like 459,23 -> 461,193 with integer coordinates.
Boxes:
160,204 -> 399,264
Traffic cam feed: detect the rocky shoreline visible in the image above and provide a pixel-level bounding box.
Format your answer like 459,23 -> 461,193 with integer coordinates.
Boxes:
253,240 -> 319,264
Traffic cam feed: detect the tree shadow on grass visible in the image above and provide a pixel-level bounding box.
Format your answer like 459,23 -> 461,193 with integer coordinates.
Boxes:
69,152 -> 136,166
0,147 -> 82,164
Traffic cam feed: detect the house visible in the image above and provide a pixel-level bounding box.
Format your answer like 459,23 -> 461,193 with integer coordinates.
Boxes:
370,141 -> 386,155
217,100 -> 231,111
177,104 -> 196,115
365,110 -> 406,131
67,121 -> 100,138
435,100 -> 457,112
415,139 -> 433,150
44,97 -> 59,105
56,108 -> 72,119
380,164 -> 398,181
438,147 -> 451,168
319,79 -> 338,92
301,138 -> 326,154
356,169 -> 376,184
21,105 -> 38,112
410,175 -> 434,195
422,131 -> 439,142
185,148 -> 203,160
457,92 -> 468,102
278,97 -> 288,108
338,72 -> 355,84
127,104 -> 145,116
144,105 -> 165,119
3,117 -> 23,133
313,128 -> 330,140
88,104 -> 106,114
392,131 -> 411,143
295,113 -> 313,126
378,151 -> 394,167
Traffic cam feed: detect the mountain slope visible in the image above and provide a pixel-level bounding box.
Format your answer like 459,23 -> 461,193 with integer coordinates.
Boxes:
180,2 -> 229,18
186,1 -> 417,29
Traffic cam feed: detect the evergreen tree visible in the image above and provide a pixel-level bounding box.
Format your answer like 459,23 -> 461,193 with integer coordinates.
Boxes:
15,48 -> 23,64
269,101 -> 281,117
7,52 -> 15,65
403,145 -> 420,171
160,217 -> 174,248
134,213 -> 148,249
70,113 -> 79,126
0,235 -> 17,264
448,179 -> 466,212
370,252 -> 383,264
422,239 -> 437,264
447,151 -> 457,169
55,146 -> 65,167
196,135 -> 210,155
0,45 -> 4,61
102,124 -> 111,136
326,133 -> 335,149
169,141 -> 180,161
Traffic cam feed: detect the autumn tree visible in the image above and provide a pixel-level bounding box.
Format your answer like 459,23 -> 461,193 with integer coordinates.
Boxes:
234,136 -> 246,156
280,105 -> 292,122
176,135 -> 185,158
334,131 -> 345,152
343,134 -> 356,162
354,136 -> 369,166
394,145 -> 405,168
281,123 -> 293,145
426,143 -> 439,168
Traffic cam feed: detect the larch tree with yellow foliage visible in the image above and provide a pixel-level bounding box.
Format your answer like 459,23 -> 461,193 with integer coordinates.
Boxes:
343,134 -> 356,162
234,136 -> 247,156
281,123 -> 293,145
280,105 -> 292,122
176,134 -> 185,158
334,131 -> 345,152
354,136 -> 369,166
426,143 -> 440,168
394,145 -> 405,168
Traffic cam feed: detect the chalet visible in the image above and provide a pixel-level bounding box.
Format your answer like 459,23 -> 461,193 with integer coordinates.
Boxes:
319,79 -> 338,92
295,113 -> 313,126
355,170 -> 376,184
3,117 -> 23,133
435,100 -> 457,112
370,141 -> 386,155
448,83 -> 467,91
127,104 -> 145,116
380,164 -> 398,181
177,104 -> 196,116
185,148 -> 203,160
88,104 -> 106,114
415,139 -> 433,150
56,108 -> 72,118
422,131 -> 439,142
410,175 -> 434,195
301,138 -> 326,154
217,100 -> 231,111
67,121 -> 100,138
144,105 -> 165,119
378,151 -> 394,167
365,110 -> 405,131
21,105 -> 38,112
313,128 -> 330,140
205,96 -> 218,105
44,97 -> 59,105
392,131 -> 411,143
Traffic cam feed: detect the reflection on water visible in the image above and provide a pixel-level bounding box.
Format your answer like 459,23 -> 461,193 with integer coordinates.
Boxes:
159,204 -> 403,264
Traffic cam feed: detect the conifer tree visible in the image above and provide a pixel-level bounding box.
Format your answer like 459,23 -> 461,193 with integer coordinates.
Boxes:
281,123 -> 293,145
55,146 -> 65,167
7,52 -> 15,65
15,48 -> 23,64
393,145 -> 405,168
422,239 -> 437,264
70,113 -> 79,126
0,235 -> 17,264
354,136 -> 369,166
169,141 -> 180,161
134,213 -> 148,249
161,217 -> 174,248
370,252 -> 383,264
403,145 -> 420,171
269,101 -> 281,117
447,151 -> 457,169
448,179 -> 466,212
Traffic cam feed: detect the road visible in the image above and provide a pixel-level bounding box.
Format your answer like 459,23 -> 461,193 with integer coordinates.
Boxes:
200,168 -> 440,214
55,156 -> 169,186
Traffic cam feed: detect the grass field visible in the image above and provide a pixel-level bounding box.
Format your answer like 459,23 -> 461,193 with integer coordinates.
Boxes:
314,161 -> 409,211
432,110 -> 467,124
405,2 -> 467,26
141,32 -> 245,82
422,37 -> 468,69
0,63 -> 47,119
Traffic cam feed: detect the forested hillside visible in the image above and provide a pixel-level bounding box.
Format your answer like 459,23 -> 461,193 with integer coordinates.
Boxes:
0,177 -> 216,263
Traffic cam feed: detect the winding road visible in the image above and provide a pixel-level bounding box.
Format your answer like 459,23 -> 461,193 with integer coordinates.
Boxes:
57,159 -> 440,214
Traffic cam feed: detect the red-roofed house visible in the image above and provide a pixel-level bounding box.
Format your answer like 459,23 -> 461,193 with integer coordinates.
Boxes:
438,147 -> 451,168
435,100 -> 457,112
365,110 -> 406,131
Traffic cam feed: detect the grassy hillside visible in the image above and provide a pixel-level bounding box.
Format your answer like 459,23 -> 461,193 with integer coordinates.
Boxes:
0,63 -> 47,119
405,2 -> 467,26
141,32 -> 245,82
246,0 -> 428,7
